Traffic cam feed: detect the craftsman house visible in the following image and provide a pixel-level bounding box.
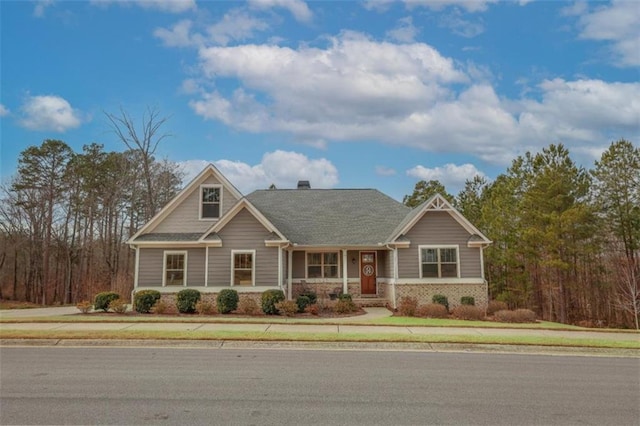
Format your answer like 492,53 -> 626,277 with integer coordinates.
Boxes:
128,164 -> 491,309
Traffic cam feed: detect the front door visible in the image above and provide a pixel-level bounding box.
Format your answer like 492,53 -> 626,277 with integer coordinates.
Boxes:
360,252 -> 377,295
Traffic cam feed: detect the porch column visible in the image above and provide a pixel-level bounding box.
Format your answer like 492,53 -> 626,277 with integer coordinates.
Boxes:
277,245 -> 282,290
392,247 -> 398,309
134,246 -> 140,288
204,246 -> 209,287
342,249 -> 348,294
287,249 -> 293,300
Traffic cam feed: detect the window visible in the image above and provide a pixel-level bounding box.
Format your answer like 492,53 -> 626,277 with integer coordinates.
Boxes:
307,252 -> 339,278
164,251 -> 187,286
420,246 -> 458,278
201,185 -> 221,219
232,250 -> 255,286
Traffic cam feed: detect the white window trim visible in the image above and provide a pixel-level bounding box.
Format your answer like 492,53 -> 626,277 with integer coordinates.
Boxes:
163,250 -> 188,287
199,184 -> 222,221
305,250 -> 341,279
231,249 -> 256,287
418,245 -> 460,279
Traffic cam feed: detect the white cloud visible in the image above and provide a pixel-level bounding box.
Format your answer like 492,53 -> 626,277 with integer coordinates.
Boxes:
386,16 -> 419,43
154,19 -> 199,47
375,166 -> 397,176
19,95 -> 83,132
405,0 -> 498,13
0,104 -> 9,117
574,0 -> 640,66
439,11 -> 485,38
407,163 -> 486,193
178,150 -> 338,193
91,0 -> 196,13
179,30 -> 637,166
33,0 -> 54,18
517,78 -> 640,146
249,0 -> 313,23
206,9 -> 269,46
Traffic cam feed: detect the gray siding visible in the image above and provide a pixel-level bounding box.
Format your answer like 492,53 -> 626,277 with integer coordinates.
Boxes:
154,175 -> 240,233
207,208 -> 278,286
292,251 -> 305,278
138,247 -> 206,287
347,250 -> 359,278
398,211 -> 482,279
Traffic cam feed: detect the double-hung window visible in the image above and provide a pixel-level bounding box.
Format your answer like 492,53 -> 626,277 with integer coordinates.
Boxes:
307,252 -> 339,278
164,251 -> 187,286
420,246 -> 458,278
201,185 -> 221,219
232,250 -> 255,286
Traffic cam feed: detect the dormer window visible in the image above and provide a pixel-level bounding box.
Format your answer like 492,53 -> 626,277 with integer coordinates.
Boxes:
200,185 -> 221,219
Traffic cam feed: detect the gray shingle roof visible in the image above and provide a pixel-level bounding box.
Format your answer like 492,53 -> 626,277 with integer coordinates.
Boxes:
246,189 -> 411,246
135,233 -> 203,242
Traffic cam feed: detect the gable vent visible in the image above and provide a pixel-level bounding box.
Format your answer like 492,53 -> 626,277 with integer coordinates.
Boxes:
297,180 -> 311,189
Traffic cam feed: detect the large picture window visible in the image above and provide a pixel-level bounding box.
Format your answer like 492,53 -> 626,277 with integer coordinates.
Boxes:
307,252 -> 339,278
201,185 -> 221,219
232,250 -> 255,286
164,251 -> 187,286
420,246 -> 458,278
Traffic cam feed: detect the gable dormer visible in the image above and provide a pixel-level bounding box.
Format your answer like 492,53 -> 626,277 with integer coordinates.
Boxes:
128,164 -> 242,241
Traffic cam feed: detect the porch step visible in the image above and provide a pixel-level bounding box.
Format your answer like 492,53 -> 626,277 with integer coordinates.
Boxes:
352,297 -> 388,308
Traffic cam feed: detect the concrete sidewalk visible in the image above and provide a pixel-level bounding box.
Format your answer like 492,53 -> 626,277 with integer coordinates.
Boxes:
2,310 -> 638,344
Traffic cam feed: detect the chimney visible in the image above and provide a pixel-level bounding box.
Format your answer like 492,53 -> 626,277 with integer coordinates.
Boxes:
297,180 -> 311,189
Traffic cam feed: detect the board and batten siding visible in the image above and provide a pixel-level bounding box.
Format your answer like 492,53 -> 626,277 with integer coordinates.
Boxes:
138,247 -> 206,287
153,175 -> 240,233
397,210 -> 482,279
207,208 -> 278,286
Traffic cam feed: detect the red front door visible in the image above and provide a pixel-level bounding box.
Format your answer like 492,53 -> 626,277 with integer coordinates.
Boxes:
360,252 -> 377,295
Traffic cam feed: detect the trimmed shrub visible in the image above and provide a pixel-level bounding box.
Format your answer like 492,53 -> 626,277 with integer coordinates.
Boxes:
337,293 -> 353,302
76,301 -> 92,314
305,303 -> 320,315
109,298 -> 128,314
261,289 -> 285,315
451,305 -> 485,321
176,289 -> 201,314
216,289 -> 239,314
237,298 -> 260,315
432,294 -> 449,311
275,300 -> 298,317
487,300 -> 508,315
296,295 -> 312,313
415,303 -> 449,319
398,296 -> 418,317
494,309 -> 537,323
153,300 -> 168,314
334,299 -> 357,314
460,296 -> 475,306
196,300 -> 216,315
134,290 -> 161,314
299,290 -> 317,305
94,292 -> 120,312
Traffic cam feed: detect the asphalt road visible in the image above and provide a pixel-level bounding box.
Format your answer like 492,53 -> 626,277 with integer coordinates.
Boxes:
1,347 -> 638,425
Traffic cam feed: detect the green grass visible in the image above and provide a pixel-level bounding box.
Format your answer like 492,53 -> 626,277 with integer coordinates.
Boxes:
2,312 -> 637,334
1,328 -> 638,349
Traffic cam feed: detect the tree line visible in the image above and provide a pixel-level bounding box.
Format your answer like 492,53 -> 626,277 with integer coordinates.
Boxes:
0,108 -> 182,305
405,140 -> 639,328
1,131 -> 637,328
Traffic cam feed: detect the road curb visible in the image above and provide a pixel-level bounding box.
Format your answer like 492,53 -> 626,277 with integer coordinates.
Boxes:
1,338 -> 638,357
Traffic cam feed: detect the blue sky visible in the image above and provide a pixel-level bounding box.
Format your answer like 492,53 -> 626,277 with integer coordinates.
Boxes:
1,0 -> 638,200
